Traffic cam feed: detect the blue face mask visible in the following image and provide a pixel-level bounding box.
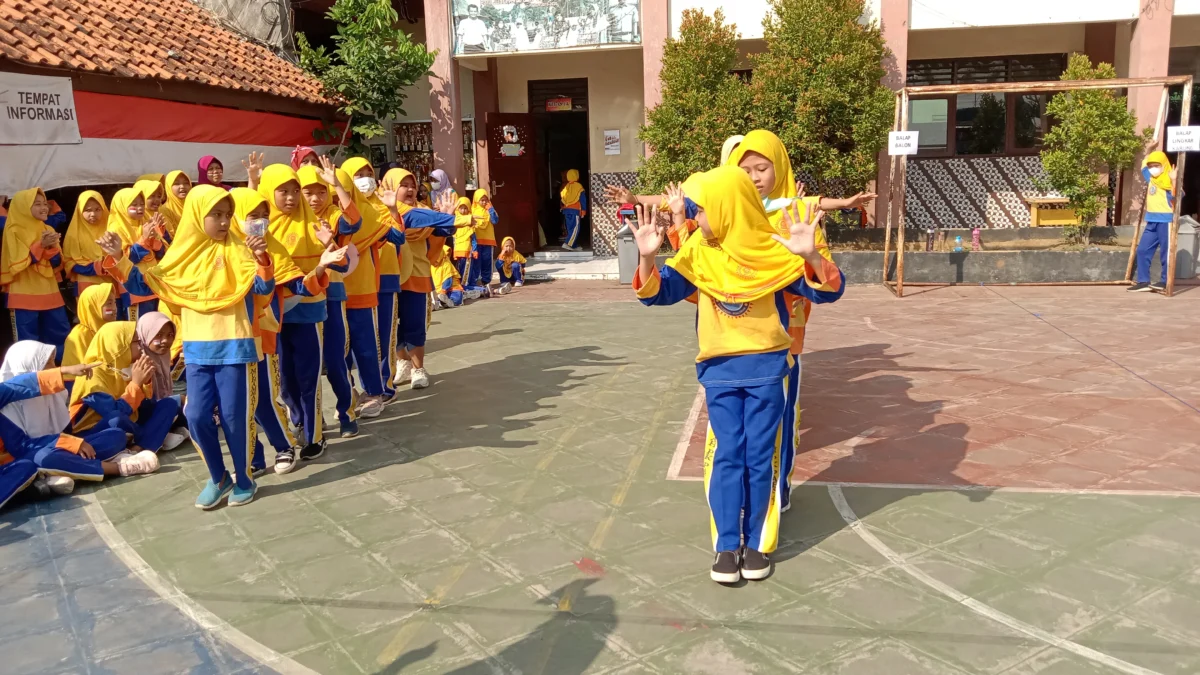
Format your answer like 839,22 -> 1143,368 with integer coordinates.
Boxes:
762,196 -> 795,213
683,197 -> 699,220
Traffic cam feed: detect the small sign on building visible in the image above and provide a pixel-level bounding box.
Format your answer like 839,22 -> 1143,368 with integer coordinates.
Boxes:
888,131 -> 919,156
546,97 -> 572,112
1167,126 -> 1200,153
0,72 -> 81,145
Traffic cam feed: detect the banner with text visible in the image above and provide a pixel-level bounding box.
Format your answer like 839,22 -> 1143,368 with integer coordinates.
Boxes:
0,72 -> 81,145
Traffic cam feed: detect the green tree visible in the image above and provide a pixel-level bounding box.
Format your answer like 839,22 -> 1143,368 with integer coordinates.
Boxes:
1040,53 -> 1152,243
298,0 -> 435,154
637,9 -> 752,192
748,0 -> 893,195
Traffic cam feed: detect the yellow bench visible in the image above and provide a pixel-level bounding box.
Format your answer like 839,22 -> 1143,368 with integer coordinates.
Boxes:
1025,196 -> 1080,227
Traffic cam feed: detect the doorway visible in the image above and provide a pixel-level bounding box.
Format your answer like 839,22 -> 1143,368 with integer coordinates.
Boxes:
529,78 -> 591,251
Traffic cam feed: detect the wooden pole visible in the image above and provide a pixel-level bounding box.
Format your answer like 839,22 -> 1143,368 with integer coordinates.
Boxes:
908,75 -> 1191,97
882,91 -> 901,287
1126,88 -> 1169,282
1167,78 -> 1193,297
895,89 -> 911,298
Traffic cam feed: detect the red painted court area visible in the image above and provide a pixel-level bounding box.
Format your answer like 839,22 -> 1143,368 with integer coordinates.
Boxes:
672,285 -> 1200,494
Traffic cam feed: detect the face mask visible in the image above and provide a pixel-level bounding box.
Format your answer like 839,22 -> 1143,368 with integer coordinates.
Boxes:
354,177 -> 377,196
430,180 -> 441,190
762,197 -> 795,213
118,366 -> 132,380
244,217 -> 269,237
1149,166 -> 1164,178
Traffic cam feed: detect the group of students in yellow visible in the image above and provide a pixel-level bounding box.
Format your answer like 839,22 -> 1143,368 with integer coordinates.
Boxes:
607,129 -> 875,584
0,147 -> 530,511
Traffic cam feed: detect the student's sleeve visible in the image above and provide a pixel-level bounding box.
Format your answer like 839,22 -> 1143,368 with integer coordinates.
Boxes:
45,202 -> 67,230
1141,166 -> 1151,182
29,239 -> 61,263
82,386 -> 142,419
633,265 -> 696,306
385,227 -> 407,247
0,370 -> 66,408
489,207 -> 499,225
71,263 -> 101,277
785,253 -> 844,305
337,203 -> 362,236
52,434 -> 85,455
251,257 -> 276,296
281,268 -> 330,298
103,257 -> 155,297
404,208 -> 457,237
580,192 -> 588,214
129,235 -> 163,264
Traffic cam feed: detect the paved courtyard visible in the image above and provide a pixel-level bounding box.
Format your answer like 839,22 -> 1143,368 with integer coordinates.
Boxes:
3,282 -> 1200,674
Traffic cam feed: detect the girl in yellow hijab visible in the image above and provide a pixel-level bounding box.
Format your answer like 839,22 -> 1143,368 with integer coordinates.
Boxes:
471,189 -> 499,293
61,282 -> 118,393
257,163 -> 352,466
108,186 -> 164,320
560,169 -> 587,252
63,191 -> 115,298
725,129 -> 847,515
379,167 -> 457,392
451,196 -> 476,284
495,236 -> 526,293
1133,150 -> 1177,292
1,188 -> 70,359
163,170 -> 191,227
630,166 -> 842,584
139,175 -> 180,242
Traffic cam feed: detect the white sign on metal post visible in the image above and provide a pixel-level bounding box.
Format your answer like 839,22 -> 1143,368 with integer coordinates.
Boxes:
888,131 -> 919,156
1167,126 -> 1200,153
0,72 -> 81,145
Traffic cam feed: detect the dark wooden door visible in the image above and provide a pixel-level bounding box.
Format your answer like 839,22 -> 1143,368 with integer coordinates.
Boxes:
485,112 -> 538,253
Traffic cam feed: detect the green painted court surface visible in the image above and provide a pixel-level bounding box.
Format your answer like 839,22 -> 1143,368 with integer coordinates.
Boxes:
5,282 -> 1200,674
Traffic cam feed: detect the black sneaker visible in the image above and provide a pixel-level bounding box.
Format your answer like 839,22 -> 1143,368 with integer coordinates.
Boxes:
781,486 -> 791,514
1128,282 -> 1152,292
1150,282 -> 1166,292
274,448 -> 298,475
299,440 -> 326,461
741,548 -> 772,581
711,550 -> 741,584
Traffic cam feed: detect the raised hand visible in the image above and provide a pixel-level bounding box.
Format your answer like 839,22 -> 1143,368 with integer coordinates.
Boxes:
317,155 -> 338,186
245,235 -> 267,257
796,182 -> 807,199
664,183 -> 686,217
313,219 -> 335,248
60,361 -> 102,378
141,218 -> 159,240
96,232 -> 124,257
772,201 -> 822,260
130,355 -> 156,387
319,245 -> 349,269
378,186 -> 398,209
39,229 -> 60,249
437,191 -> 456,214
845,192 -> 877,209
629,204 -> 665,257
242,151 -> 265,188
605,185 -> 634,205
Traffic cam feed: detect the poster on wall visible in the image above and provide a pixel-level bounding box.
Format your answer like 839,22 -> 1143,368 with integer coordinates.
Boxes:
452,0 -> 640,55
0,72 -> 81,145
604,129 -> 620,156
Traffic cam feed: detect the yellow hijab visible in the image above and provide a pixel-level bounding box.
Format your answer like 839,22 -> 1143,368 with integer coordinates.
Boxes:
341,157 -> 393,220
259,164 -> 326,273
380,167 -> 419,220
297,165 -> 337,221
498,236 -> 526,276
560,169 -> 585,206
69,321 -> 137,412
454,196 -> 473,227
138,173 -> 164,183
63,191 -> 109,277
381,167 -> 421,282
1145,150 -> 1174,193
63,283 -> 114,369
666,167 -> 805,304
161,170 -> 190,234
139,185 -> 260,313
230,187 -> 304,286
135,178 -> 172,238
471,189 -> 491,223
333,164 -> 389,249
107,188 -> 144,250
0,188 -> 57,286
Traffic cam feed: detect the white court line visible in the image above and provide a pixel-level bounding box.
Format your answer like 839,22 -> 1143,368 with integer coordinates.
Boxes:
666,386 -> 706,481
827,485 -> 1163,675
81,491 -> 319,675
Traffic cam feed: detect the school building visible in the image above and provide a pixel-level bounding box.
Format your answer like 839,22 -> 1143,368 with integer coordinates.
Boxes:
385,0 -> 1200,256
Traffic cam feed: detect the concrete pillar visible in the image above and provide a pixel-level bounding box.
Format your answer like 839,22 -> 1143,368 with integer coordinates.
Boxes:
424,0 -> 465,191
1123,6 -> 1173,222
874,0 -> 909,228
473,58 -> 500,193
641,0 -> 669,157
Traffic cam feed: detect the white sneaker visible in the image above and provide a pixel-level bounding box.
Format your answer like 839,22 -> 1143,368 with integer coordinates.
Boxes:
45,475 -> 75,495
410,368 -> 430,390
464,289 -> 482,301
514,281 -> 523,288
393,359 -> 413,386
163,430 -> 188,451
357,397 -> 384,418
499,282 -> 512,295
115,450 -> 160,477
436,292 -> 452,308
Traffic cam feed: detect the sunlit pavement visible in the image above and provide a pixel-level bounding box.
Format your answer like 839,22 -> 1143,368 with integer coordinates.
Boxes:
4,281 -> 1200,674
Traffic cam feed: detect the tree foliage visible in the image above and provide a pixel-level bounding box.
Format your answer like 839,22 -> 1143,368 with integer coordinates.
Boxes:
637,9 -> 751,193
299,0 -> 435,153
1040,54 -> 1152,242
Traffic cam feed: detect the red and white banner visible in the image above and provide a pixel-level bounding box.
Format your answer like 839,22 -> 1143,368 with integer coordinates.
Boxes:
2,91 -> 339,193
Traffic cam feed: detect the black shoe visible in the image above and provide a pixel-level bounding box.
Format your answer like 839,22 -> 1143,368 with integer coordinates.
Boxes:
299,440 -> 326,461
1128,282 -> 1152,292
711,550 -> 741,584
741,548 -> 773,581
781,487 -> 791,514
274,448 -> 298,475
1150,282 -> 1166,292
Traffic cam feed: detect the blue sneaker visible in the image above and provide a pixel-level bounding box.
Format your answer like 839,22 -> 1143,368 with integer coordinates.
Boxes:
228,481 -> 257,507
340,419 -> 359,438
195,475 -> 234,510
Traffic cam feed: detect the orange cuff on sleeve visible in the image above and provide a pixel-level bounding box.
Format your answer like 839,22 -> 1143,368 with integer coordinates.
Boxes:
342,202 -> 361,224
102,256 -> 133,282
304,269 -> 330,296
804,255 -> 842,293
121,382 -> 146,409
633,266 -> 662,299
37,368 -> 66,395
55,434 -> 84,455
137,236 -> 164,252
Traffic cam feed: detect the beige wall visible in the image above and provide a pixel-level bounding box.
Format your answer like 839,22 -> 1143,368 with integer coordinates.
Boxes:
394,20 -> 476,123
494,48 -> 645,173
1172,15 -> 1200,47
909,24 -> 1087,60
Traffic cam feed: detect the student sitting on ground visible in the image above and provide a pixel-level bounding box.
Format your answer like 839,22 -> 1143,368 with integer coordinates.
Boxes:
495,236 -> 525,294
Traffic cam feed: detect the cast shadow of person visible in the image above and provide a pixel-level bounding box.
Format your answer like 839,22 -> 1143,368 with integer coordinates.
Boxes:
775,342 -> 988,563
375,579 -> 615,675
257,345 -> 626,500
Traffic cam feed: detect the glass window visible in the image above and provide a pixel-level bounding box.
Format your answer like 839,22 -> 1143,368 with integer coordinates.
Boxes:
909,99 -> 950,153
956,93 -> 1006,155
1014,94 -> 1049,149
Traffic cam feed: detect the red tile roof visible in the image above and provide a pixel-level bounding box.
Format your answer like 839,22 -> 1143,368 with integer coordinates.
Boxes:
0,0 -> 328,105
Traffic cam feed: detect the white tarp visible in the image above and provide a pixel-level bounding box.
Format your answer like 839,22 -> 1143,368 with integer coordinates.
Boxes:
0,72 -> 82,145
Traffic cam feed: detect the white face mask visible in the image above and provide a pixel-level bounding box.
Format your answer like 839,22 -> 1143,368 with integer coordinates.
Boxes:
244,217 -> 269,237
118,366 -> 132,380
353,176 -> 377,196
430,180 -> 441,190
1149,166 -> 1164,178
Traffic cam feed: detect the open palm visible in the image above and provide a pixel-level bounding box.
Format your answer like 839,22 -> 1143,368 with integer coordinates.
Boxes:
628,205 -> 664,256
772,201 -> 822,259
